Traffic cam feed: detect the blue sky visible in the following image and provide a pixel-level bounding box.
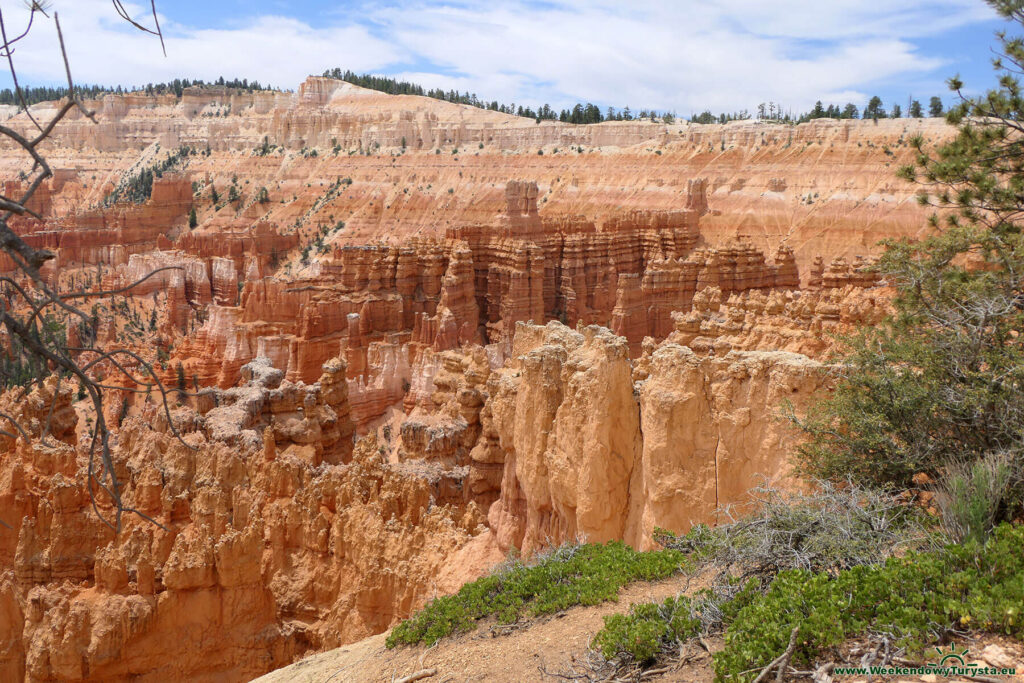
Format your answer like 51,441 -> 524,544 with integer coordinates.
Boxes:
0,0 -> 1014,116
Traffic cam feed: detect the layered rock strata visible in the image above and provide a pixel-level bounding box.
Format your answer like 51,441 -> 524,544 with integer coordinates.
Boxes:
172,180 -> 814,404
0,79 -> 948,274
0,360 -> 492,682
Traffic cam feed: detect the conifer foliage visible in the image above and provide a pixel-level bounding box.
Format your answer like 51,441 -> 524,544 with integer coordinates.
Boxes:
796,0 -> 1024,510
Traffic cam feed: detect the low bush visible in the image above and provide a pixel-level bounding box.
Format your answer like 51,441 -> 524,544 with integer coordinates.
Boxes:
595,596 -> 701,663
594,524 -> 1024,681
386,541 -> 687,648
657,480 -> 931,581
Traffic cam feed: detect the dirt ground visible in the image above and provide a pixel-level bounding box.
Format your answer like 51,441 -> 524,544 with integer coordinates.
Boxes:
251,574 -> 718,683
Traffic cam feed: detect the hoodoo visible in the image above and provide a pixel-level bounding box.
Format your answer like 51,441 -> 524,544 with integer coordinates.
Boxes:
6,43 -> 1020,681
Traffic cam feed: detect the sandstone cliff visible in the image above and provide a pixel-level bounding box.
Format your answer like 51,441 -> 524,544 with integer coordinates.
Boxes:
0,81 -> 925,682
440,322 -> 826,554
0,79 -> 949,275
0,359 -> 494,682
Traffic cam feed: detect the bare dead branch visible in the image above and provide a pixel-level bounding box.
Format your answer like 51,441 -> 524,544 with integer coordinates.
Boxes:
751,626 -> 800,683
53,13 -> 97,122
0,410 -> 31,441
111,0 -> 167,56
61,266 -> 185,300
0,1 -> 175,533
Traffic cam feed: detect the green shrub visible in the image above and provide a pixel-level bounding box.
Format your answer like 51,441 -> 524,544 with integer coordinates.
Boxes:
793,3 -> 1024,502
595,596 -> 701,663
593,524 -> 1024,682
386,541 -> 686,648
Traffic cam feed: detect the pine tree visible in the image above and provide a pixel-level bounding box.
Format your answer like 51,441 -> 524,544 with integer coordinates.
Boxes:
188,206 -> 197,228
841,103 -> 859,119
864,96 -> 886,120
796,0 -> 1024,500
929,96 -> 944,117
891,103 -> 902,118
909,99 -> 924,118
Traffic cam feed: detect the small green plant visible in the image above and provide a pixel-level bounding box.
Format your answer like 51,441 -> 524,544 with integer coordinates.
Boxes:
937,453 -> 1015,545
595,597 -> 701,663
254,136 -> 272,156
713,524 -> 1024,680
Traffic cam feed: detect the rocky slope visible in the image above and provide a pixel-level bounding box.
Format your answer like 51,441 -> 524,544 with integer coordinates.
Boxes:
1,77 -> 949,271
0,80 -> 934,681
0,361 -> 496,681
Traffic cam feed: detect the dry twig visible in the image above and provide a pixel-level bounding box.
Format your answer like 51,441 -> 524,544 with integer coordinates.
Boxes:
0,2 -> 174,531
752,626 -> 800,683
395,669 -> 438,683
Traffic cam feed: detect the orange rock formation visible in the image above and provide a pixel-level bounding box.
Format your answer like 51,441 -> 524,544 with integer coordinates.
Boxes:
0,361 -> 491,682
0,78 -> 950,275
0,81 -> 926,682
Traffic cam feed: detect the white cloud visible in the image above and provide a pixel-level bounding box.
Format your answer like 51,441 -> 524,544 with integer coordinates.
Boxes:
373,1 -> 958,113
3,1 -> 401,90
0,0 -> 1000,113
708,0 -> 993,40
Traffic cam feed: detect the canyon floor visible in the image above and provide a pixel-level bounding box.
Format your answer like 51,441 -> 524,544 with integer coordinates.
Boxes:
0,79 -> 968,682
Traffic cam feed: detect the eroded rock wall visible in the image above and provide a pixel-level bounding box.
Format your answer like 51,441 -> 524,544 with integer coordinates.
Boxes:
0,360 -> 493,682
625,344 -> 823,548
0,79 -> 949,278
466,321 -> 825,554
